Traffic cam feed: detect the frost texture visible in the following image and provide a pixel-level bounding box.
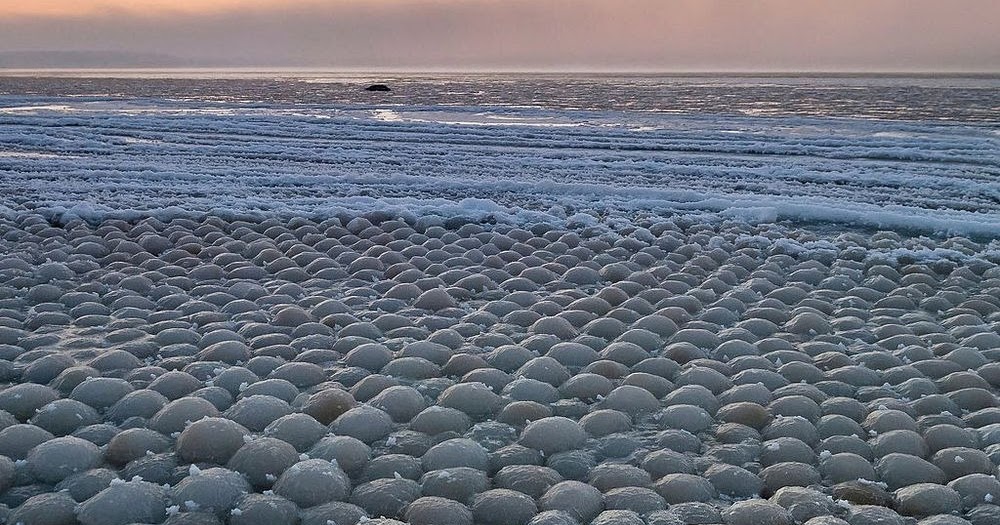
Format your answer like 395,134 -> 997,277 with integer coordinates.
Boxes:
0,98 -> 998,239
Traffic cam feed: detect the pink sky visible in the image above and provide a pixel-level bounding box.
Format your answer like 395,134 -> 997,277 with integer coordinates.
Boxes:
1,0 -> 997,70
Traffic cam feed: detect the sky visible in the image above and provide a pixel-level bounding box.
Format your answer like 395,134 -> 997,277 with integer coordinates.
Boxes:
0,0 -> 998,71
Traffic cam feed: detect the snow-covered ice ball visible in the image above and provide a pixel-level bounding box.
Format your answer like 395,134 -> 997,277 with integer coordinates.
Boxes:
268,362 -> 327,388
106,428 -> 172,465
301,387 -> 357,425
227,437 -> 299,489
422,438 -> 489,472
369,385 -> 427,423
148,397 -> 220,435
410,406 -> 472,435
655,429 -> 702,454
871,428 -> 929,459
53,467 -> 118,502
211,367 -> 260,397
0,454 -> 16,494
769,486 -> 840,523
519,417 -> 586,455
932,447 -> 994,480
842,505 -> 906,525
89,349 -> 142,373
559,373 -> 613,402
922,424 -> 978,454
344,343 -> 395,372
22,352 -> 75,384
437,382 -> 501,419
526,510 -> 579,525
832,480 -> 895,508
77,479 -> 169,525
360,453 -> 422,482
894,483 -> 962,517
414,465 -> 485,502
414,288 -> 457,310
224,394 -> 292,431
119,453 -> 176,487
498,401 -> 553,427
405,496 -> 474,525
721,499 -> 793,525
238,377 -> 298,403
105,389 -> 169,423
330,404 -> 395,443
761,416 -> 819,446
759,437 -> 817,466
540,480 -> 605,523
24,391 -> 91,432
26,435 -> 101,483
604,486 -> 666,515
545,449 -> 596,481
307,435 -> 372,476
148,371 -> 203,400
876,453 -> 946,490
652,473 -> 717,504
759,461 -> 821,495
489,444 -> 542,476
472,488 -> 539,525
591,510 -> 644,525
189,387 -> 237,412
298,502 -> 370,525
274,458 -> 351,508
598,385 -> 660,416
947,473 -> 1000,510
801,518 -> 850,525
0,383 -> 59,420
171,467 -> 250,517
715,422 -> 761,444
703,463 -> 763,498
350,477 -> 421,518
531,317 -> 578,340
640,449 -> 695,480
49,365 -> 100,395
504,378 -> 560,404
658,404 -> 714,433
8,491 -> 78,525
588,463 -> 652,492
516,357 -> 572,387
717,402 -> 771,429
229,493 -> 300,525
176,417 -> 250,464
263,413 -> 327,452
494,465 -> 563,499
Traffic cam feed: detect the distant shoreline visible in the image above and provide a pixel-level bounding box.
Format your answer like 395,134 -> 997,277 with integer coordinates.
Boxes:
1,68 -> 999,79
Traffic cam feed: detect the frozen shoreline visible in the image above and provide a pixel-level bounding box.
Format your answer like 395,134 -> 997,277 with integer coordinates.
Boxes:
1,89 -> 1000,524
1,98 -> 998,240
1,210 -> 999,524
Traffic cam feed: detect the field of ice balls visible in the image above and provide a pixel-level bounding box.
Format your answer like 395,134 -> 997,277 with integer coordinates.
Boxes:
1,211 -> 1000,525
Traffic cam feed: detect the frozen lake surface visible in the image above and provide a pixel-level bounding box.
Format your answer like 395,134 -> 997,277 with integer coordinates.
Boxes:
0,73 -> 999,525
1,73 -> 998,238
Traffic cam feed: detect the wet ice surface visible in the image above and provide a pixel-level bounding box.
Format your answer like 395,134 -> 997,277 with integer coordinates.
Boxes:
0,75 -> 1000,524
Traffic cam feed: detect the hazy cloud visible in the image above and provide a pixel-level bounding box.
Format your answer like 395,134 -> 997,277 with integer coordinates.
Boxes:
0,0 -> 997,70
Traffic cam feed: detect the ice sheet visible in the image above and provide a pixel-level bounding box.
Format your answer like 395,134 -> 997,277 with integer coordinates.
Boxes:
1,97 -> 998,239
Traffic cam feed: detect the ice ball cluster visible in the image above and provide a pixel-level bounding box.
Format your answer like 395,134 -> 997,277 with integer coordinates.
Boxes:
0,211 -> 998,525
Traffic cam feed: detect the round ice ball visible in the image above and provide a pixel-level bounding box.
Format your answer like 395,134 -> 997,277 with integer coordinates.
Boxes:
176,417 -> 250,464
274,459 -> 351,508
26,435 -> 101,483
77,480 -> 170,525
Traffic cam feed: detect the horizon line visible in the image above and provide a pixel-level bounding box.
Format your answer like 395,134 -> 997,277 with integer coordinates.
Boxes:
2,66 -> 999,76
